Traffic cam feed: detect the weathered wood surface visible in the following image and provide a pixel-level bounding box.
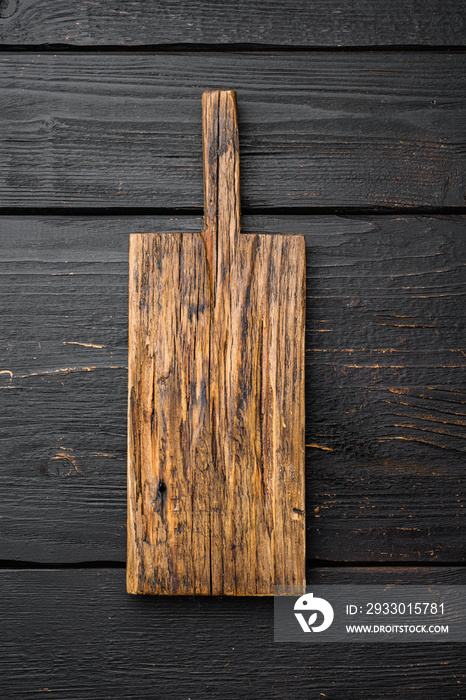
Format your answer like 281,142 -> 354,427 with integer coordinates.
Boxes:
128,92 -> 305,594
1,214 -> 464,563
1,568 -> 464,699
1,52 -> 465,209
1,0 -> 465,47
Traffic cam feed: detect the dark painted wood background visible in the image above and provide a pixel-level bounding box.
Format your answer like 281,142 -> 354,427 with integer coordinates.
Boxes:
1,2 -> 465,697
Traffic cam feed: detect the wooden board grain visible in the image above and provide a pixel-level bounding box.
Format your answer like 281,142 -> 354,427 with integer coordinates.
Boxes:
1,8 -> 464,698
1,52 -> 465,209
1,568 -> 465,699
0,215 -> 463,564
1,0 -> 465,46
127,93 -> 305,594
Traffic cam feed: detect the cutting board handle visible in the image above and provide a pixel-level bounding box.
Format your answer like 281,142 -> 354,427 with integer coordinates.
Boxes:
202,89 -> 241,278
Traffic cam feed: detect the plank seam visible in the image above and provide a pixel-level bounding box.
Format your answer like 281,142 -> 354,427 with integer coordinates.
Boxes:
0,207 -> 465,217
0,561 -> 464,570
0,44 -> 465,52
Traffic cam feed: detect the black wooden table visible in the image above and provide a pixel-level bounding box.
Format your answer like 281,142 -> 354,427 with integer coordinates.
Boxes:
1,2 -> 465,697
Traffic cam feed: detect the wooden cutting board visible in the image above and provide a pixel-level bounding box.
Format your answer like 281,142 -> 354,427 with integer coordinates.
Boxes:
127,90 -> 305,595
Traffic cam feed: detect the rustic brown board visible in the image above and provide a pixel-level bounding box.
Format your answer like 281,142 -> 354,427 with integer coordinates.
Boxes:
127,92 -> 306,595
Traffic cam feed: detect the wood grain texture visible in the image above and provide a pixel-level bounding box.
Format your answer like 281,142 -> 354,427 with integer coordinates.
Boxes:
1,0 -> 465,46
0,215 -> 463,564
1,8 -> 464,697
1,52 -> 465,209
1,568 -> 465,699
128,92 -> 305,594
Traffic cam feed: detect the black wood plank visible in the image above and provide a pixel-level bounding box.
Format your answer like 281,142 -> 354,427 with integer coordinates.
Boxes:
1,52 -> 465,209
1,215 -> 464,564
1,0 -> 465,47
1,568 -> 464,699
